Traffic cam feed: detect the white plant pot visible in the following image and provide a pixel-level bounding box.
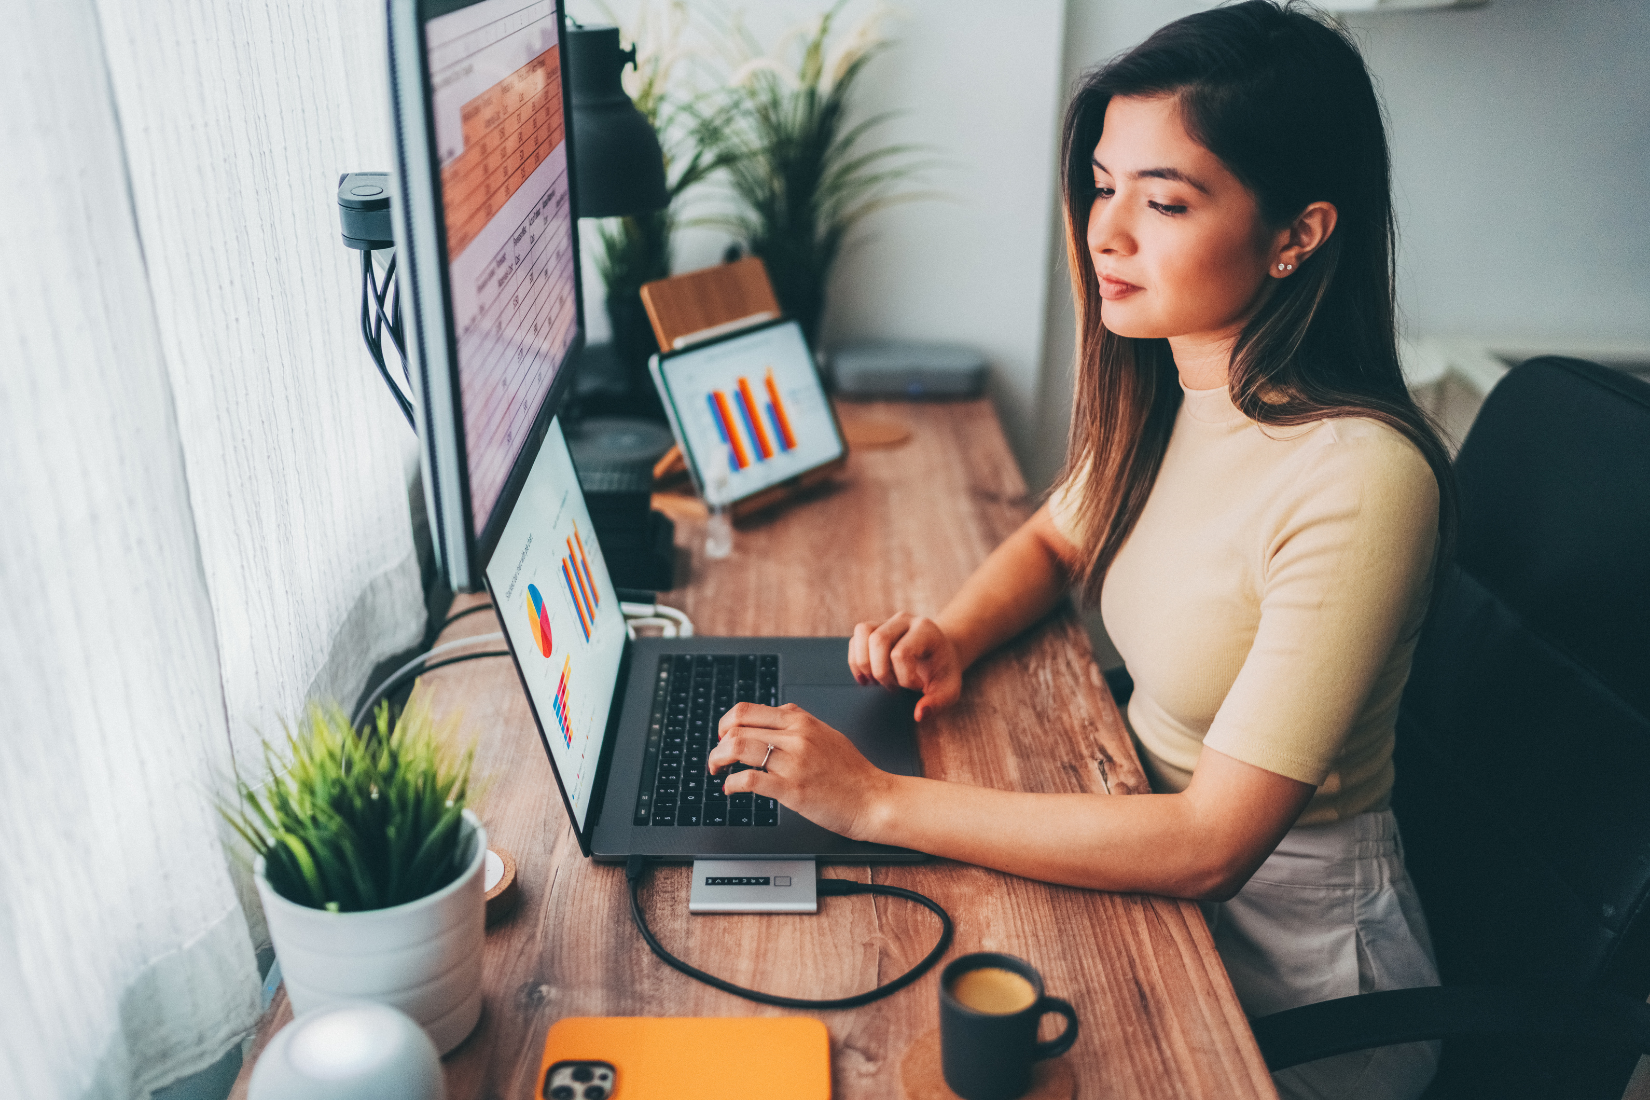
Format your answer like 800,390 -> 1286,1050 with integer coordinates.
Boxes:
255,809 -> 487,1055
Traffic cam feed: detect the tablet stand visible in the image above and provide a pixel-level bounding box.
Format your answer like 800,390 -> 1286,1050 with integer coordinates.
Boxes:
639,259 -> 849,520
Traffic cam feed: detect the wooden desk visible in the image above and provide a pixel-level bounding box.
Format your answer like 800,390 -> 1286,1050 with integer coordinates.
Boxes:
233,399 -> 1277,1100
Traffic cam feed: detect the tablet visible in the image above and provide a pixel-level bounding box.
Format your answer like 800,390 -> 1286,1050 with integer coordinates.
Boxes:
649,319 -> 847,511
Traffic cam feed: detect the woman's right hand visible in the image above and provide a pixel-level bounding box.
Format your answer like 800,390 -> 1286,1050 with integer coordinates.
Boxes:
848,612 -> 963,722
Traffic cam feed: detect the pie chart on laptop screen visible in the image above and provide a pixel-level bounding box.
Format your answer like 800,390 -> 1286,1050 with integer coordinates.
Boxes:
526,584 -> 553,658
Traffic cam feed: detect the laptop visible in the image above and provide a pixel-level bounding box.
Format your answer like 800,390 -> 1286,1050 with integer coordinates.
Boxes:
483,417 -> 923,863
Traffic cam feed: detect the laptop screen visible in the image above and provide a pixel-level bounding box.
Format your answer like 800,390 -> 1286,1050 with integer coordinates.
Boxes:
484,418 -> 624,831
654,320 -> 845,508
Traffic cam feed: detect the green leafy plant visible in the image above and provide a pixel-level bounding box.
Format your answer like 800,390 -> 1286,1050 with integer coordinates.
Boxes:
223,700 -> 476,914
702,0 -> 933,344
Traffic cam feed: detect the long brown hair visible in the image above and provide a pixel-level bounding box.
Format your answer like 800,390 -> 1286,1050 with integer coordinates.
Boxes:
1053,0 -> 1455,608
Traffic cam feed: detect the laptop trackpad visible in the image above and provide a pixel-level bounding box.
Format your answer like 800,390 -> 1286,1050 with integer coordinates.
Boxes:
781,684 -> 922,777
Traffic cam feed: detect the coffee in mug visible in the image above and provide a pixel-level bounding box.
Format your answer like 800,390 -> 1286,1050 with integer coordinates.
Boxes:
949,967 -> 1038,1015
939,953 -> 1078,1100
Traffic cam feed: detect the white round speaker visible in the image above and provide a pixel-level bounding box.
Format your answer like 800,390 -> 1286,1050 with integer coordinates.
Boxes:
248,1001 -> 445,1100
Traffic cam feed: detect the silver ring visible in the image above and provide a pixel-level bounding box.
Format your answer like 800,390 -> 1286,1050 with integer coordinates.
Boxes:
759,743 -> 775,771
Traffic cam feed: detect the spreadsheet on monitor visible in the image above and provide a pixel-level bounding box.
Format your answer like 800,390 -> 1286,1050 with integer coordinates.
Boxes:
426,0 -> 577,537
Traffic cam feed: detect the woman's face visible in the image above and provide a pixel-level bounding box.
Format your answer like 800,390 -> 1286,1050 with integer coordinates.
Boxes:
1087,95 -> 1279,344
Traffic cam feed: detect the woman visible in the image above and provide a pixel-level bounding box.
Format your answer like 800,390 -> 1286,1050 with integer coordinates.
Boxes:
708,4 -> 1452,1096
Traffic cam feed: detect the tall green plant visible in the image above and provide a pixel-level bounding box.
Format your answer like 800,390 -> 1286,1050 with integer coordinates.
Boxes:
704,1 -> 931,344
223,700 -> 476,914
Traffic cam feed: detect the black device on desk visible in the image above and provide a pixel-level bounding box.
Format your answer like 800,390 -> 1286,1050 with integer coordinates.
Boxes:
385,0 -> 922,862
564,415 -> 676,592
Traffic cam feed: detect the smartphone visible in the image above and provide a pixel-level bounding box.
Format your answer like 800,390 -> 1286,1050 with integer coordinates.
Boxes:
543,1059 -> 616,1100
536,1017 -> 830,1100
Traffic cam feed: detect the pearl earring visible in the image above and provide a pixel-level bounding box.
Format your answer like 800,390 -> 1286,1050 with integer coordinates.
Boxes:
1276,263 -> 1294,272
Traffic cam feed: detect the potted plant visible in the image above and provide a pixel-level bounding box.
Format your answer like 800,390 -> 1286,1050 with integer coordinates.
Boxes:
224,699 -> 485,1055
703,0 -> 933,345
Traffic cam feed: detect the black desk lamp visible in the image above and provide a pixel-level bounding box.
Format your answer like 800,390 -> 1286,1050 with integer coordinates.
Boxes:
567,23 -> 668,219
562,22 -> 677,591
564,21 -> 673,427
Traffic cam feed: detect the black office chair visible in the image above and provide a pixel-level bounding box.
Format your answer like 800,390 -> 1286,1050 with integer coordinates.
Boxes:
1250,357 -> 1650,1099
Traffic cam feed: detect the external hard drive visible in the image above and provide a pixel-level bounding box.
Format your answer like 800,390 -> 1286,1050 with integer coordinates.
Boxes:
688,859 -> 818,913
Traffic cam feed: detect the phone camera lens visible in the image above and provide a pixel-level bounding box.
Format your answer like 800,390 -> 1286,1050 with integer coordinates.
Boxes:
571,1066 -> 595,1083
583,1087 -> 607,1100
548,1087 -> 574,1100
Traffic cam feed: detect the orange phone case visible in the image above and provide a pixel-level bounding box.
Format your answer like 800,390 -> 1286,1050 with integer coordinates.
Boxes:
536,1016 -> 831,1100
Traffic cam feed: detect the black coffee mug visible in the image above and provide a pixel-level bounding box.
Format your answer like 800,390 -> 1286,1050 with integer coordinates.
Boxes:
940,952 -> 1079,1100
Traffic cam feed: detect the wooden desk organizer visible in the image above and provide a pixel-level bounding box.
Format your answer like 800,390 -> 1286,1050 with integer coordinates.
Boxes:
639,255 -> 781,353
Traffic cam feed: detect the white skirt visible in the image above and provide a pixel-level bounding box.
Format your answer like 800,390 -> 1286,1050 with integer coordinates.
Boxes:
1203,809 -> 1441,1100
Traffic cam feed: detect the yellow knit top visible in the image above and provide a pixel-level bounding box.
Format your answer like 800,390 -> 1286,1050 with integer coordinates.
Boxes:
1049,380 -> 1437,824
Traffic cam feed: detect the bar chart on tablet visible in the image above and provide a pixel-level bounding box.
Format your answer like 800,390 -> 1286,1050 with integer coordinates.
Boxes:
706,369 -> 801,471
660,322 -> 842,506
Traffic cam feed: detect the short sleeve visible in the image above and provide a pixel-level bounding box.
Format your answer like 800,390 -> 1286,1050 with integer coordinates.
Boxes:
1046,467 -> 1088,547
1200,426 -> 1438,786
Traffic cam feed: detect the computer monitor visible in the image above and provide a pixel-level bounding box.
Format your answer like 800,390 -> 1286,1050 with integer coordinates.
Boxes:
388,0 -> 583,590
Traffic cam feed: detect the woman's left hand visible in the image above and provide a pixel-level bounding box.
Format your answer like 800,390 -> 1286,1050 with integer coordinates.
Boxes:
708,702 -> 894,842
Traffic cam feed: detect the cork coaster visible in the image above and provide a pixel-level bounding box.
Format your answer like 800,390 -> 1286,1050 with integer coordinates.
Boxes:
900,1029 -> 1076,1100
484,847 -> 520,927
843,417 -> 912,450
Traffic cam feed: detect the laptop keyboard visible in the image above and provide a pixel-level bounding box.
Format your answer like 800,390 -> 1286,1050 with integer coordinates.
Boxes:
634,654 -> 782,827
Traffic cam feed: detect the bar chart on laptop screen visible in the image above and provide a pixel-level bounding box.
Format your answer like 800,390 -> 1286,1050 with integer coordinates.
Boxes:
487,422 -> 625,829
427,0 -> 577,536
559,520 -> 600,642
665,323 -> 843,505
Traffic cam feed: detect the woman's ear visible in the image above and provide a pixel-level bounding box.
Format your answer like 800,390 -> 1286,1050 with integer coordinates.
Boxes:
1269,201 -> 1338,278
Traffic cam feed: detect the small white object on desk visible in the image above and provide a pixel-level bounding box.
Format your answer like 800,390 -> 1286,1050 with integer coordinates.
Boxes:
247,1001 -> 445,1100
704,503 -> 734,559
704,472 -> 734,560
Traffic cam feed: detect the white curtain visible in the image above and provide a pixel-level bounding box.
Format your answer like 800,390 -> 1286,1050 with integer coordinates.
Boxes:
93,0 -> 426,767
1,1 -> 427,1096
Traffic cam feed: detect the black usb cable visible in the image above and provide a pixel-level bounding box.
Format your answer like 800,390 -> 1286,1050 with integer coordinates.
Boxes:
625,855 -> 954,1009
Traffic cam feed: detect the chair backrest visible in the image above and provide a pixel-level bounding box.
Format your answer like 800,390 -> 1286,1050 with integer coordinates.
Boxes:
1393,357 -> 1650,1098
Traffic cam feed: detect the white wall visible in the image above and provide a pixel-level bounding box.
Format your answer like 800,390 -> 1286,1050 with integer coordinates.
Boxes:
1346,0 -> 1650,343
1032,0 -> 1650,491
1027,0 -> 1213,491
577,0 -> 1650,488
572,0 -> 1068,457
